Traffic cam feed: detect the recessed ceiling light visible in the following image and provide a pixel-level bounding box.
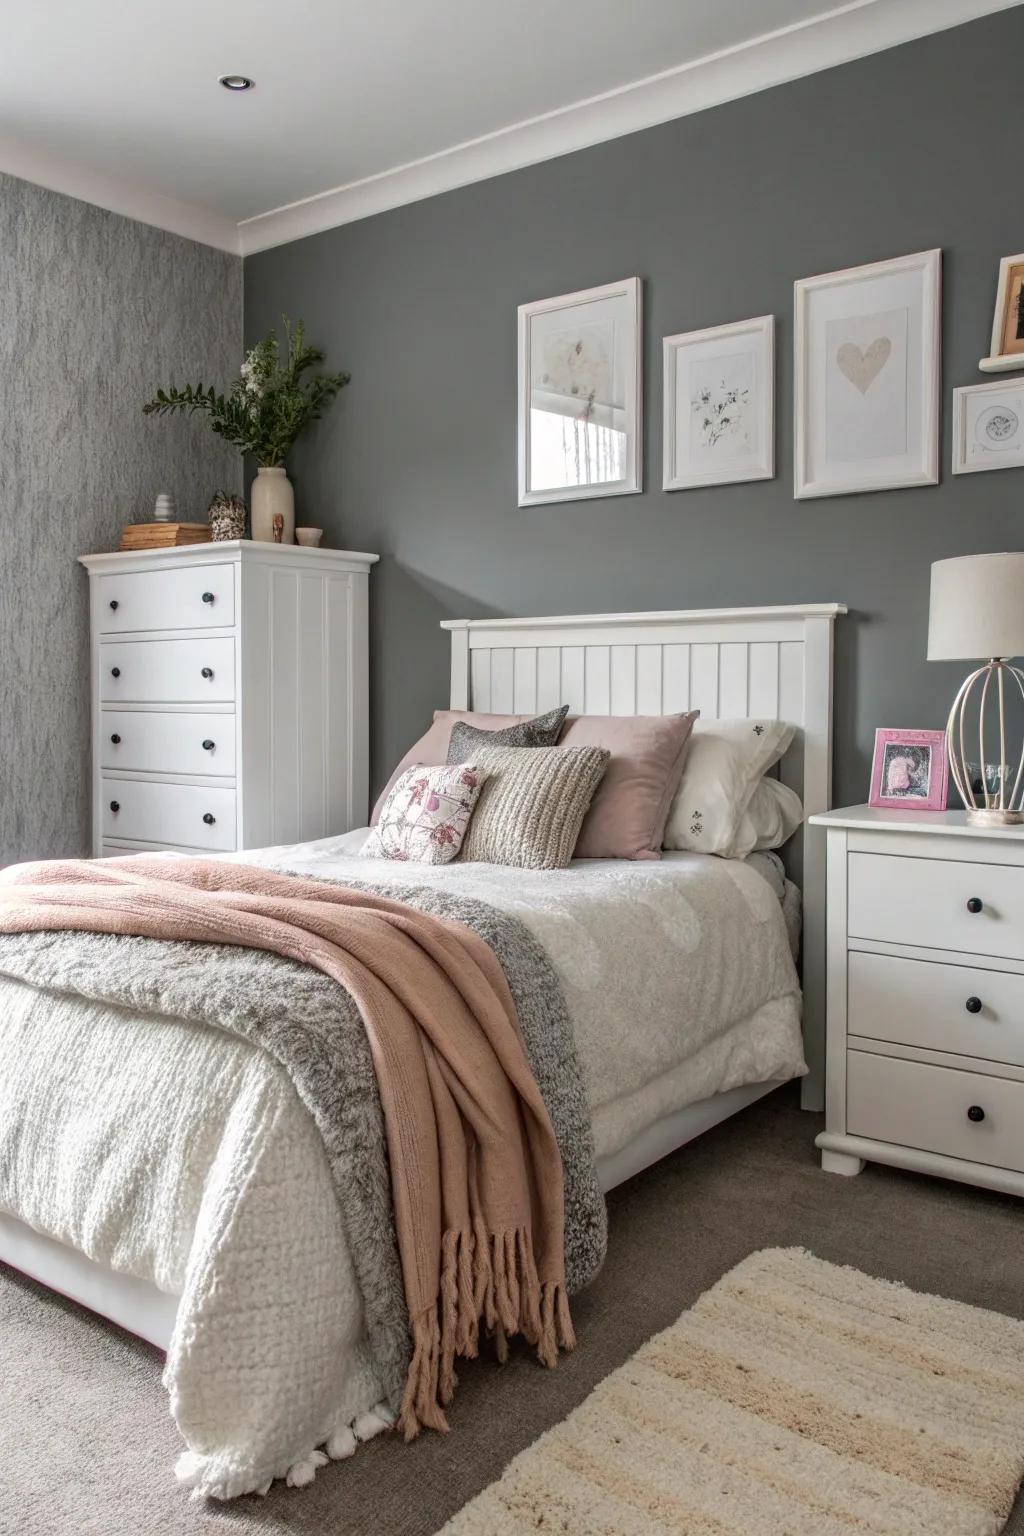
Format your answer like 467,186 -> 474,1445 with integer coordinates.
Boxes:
219,74 -> 255,91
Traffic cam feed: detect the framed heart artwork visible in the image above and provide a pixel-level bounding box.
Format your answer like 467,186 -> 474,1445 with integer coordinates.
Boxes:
794,249 -> 941,498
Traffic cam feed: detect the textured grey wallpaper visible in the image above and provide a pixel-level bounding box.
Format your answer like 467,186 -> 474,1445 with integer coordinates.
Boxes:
0,174 -> 241,863
245,8 -> 1024,810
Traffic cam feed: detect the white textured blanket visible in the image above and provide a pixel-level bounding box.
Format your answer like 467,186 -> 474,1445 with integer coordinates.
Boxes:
0,840 -> 803,1498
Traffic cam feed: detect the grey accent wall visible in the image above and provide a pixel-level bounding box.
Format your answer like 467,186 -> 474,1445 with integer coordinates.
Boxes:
245,8 -> 1024,811
0,175 -> 241,863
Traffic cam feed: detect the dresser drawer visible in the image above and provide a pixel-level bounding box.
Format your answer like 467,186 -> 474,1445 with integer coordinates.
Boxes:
849,950 -> 1024,1069
101,639 -> 235,703
96,564 -> 234,633
101,780 -> 236,851
848,852 -> 1024,963
101,711 -> 236,777
847,1049 -> 1024,1173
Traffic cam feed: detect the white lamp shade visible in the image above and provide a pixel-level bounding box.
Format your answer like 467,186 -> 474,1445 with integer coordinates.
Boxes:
927,553 -> 1024,661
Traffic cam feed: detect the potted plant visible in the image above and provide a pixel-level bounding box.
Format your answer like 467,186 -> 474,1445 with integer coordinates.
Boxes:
143,318 -> 349,543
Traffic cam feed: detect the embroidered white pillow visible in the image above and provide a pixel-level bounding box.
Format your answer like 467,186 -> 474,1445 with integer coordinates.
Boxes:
363,763 -> 487,863
661,719 -> 795,859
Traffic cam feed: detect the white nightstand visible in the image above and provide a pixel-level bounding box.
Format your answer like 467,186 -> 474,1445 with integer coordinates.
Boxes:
809,804 -> 1024,1198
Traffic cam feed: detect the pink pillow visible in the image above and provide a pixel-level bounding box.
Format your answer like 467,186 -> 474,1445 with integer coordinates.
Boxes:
371,712 -> 538,824
560,712 -> 699,860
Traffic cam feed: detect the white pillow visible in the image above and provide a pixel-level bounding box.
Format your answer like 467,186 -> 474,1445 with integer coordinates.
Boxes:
661,719 -> 795,858
742,776 -> 805,853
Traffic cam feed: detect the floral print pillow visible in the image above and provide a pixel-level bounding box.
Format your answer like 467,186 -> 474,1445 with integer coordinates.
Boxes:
362,763 -> 487,863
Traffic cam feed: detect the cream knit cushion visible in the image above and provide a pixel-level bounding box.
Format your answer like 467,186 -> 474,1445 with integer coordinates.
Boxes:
441,1246 -> 1024,1535
459,744 -> 610,870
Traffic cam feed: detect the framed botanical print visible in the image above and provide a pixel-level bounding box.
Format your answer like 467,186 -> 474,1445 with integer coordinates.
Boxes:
518,277 -> 642,507
953,378 -> 1024,474
662,315 -> 774,491
794,249 -> 941,499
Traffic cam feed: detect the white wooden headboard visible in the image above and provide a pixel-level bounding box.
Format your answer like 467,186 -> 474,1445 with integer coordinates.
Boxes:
441,603 -> 847,1111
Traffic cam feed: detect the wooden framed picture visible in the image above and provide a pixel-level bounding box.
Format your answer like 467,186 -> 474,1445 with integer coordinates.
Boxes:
979,253 -> 1024,373
662,315 -> 774,491
518,277 -> 642,507
869,728 -> 949,811
953,378 -> 1024,475
794,249 -> 941,499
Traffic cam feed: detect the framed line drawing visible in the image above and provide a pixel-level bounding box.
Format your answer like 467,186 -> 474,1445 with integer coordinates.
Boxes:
794,249 -> 941,499
953,378 -> 1024,475
518,277 -> 642,507
662,315 -> 774,491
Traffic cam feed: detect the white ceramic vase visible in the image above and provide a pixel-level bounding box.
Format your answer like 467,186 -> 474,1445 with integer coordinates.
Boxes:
250,466 -> 295,544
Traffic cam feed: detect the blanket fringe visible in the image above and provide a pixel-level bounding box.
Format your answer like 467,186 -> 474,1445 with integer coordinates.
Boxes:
397,1223 -> 575,1441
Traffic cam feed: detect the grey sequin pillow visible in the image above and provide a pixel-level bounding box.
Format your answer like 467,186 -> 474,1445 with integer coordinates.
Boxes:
446,705 -> 568,764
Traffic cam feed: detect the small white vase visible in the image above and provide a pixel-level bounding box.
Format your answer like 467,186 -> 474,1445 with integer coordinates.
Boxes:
250,466 -> 295,544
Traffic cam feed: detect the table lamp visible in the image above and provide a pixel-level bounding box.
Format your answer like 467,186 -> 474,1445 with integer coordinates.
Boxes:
927,553 -> 1024,826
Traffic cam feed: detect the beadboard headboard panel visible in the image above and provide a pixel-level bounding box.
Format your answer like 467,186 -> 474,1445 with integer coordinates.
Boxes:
442,604 -> 846,1110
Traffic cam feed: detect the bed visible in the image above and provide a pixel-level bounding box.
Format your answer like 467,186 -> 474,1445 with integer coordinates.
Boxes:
0,600 -> 843,1495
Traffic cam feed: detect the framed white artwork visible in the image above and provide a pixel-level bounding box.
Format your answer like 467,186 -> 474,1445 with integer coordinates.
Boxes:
953,378 -> 1024,474
794,249 -> 941,499
518,277 -> 642,507
662,315 -> 774,491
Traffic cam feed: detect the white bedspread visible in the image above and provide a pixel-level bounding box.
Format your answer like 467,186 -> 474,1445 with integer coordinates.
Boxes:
0,838 -> 804,1497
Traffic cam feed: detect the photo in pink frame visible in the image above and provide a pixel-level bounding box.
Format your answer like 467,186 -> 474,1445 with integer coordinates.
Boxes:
869,728 -> 949,811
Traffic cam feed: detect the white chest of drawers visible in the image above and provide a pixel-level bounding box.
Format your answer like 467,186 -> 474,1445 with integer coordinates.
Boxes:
810,804 -> 1024,1198
79,541 -> 379,856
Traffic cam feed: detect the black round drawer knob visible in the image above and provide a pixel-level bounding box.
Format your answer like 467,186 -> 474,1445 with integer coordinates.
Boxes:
967,1105 -> 986,1123
202,591 -> 215,604
966,897 -> 983,914
202,812 -> 216,825
965,996 -> 983,1014
109,800 -> 120,813
110,733 -> 121,745
201,667 -> 214,679
109,599 -> 119,611
111,667 -> 121,678
201,739 -> 215,752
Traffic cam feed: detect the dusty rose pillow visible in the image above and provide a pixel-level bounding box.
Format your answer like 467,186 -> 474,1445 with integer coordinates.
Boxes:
371,709 -> 563,824
363,763 -> 487,863
559,712 -> 700,860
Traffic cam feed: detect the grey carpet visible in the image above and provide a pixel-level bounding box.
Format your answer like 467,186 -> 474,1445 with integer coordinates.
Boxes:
3,1085 -> 1023,1535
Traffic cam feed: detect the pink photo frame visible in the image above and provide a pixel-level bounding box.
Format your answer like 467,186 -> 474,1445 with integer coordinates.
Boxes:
869,728 -> 949,811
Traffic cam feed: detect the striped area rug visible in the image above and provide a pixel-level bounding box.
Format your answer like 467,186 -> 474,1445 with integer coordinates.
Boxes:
440,1247 -> 1024,1536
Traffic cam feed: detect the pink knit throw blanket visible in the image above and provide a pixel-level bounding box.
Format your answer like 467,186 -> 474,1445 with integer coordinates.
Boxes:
0,855 -> 574,1437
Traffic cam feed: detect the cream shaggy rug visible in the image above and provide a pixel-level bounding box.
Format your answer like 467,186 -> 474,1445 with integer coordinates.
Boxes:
440,1247 -> 1024,1536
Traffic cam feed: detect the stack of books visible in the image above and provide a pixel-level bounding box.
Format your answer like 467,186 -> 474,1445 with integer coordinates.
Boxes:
120,522 -> 211,551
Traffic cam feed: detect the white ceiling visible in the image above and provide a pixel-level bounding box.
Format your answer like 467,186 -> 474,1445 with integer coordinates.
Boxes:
0,0 -> 1016,254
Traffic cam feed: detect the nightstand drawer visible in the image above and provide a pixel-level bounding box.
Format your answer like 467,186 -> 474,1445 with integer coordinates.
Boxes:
847,1050 -> 1024,1173
849,950 -> 1024,1068
848,852 -> 1024,963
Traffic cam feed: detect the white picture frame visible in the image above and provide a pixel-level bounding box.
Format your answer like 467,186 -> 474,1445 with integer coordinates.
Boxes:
979,252 -> 1024,373
662,315 -> 774,491
518,277 -> 642,507
953,378 -> 1024,475
794,249 -> 941,499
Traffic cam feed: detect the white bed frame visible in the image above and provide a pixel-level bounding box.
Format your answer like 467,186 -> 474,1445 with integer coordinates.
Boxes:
1,602 -> 844,1351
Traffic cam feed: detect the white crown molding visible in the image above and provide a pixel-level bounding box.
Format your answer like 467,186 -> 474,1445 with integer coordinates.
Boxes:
1,0 -> 1018,257
238,0 -> 1020,256
0,135 -> 240,255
